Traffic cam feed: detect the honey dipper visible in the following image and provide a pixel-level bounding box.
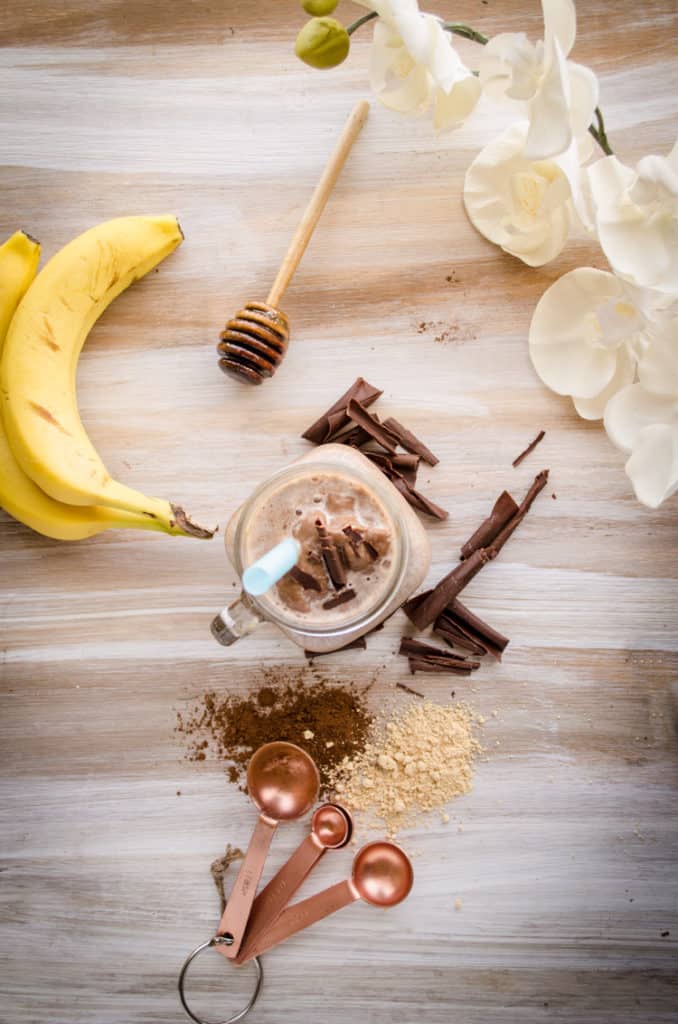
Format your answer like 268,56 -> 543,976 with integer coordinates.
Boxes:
217,100 -> 369,385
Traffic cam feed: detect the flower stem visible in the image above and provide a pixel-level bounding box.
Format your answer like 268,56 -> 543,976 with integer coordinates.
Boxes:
441,22 -> 489,45
346,10 -> 378,36
588,106 -> 613,156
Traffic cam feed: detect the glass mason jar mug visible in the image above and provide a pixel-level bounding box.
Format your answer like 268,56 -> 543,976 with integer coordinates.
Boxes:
211,445 -> 431,654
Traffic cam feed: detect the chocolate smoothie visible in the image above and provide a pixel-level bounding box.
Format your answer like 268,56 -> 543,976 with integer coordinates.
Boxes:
243,471 -> 398,627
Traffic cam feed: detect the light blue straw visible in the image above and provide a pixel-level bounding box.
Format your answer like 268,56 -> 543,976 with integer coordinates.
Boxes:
242,538 -> 301,597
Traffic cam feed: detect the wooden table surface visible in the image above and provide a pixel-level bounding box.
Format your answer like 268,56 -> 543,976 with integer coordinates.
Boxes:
1,2 -> 677,1022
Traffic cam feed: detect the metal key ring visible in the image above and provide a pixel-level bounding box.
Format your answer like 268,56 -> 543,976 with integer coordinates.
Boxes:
178,936 -> 263,1024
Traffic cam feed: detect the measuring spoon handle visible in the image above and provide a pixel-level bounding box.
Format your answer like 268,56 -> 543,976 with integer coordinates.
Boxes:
236,834 -> 323,963
237,878 -> 357,962
215,814 -> 277,959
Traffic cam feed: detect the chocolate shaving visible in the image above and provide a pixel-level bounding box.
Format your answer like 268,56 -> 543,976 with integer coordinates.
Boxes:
302,378 -> 383,444
322,588 -> 356,610
382,416 -> 439,466
342,525 -> 364,553
288,565 -> 322,592
512,430 -> 545,468
315,520 -> 346,590
434,617 -> 488,657
396,682 -> 425,698
460,490 -> 519,560
337,424 -> 372,448
408,657 -> 476,676
489,470 -> 549,556
442,599 -> 509,661
392,476 -> 448,521
404,549 -> 492,631
391,453 -> 420,487
304,636 -> 367,658
399,638 -> 469,663
402,589 -> 432,620
347,399 -> 399,454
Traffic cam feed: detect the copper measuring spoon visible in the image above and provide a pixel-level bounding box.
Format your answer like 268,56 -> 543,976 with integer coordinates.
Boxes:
236,802 -> 352,964
237,840 -> 413,963
216,741 -> 319,959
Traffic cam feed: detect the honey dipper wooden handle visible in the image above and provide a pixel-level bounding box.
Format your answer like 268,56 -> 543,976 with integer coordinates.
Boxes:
266,100 -> 369,309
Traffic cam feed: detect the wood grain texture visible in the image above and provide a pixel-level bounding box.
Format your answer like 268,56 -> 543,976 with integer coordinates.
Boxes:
1,1 -> 677,1022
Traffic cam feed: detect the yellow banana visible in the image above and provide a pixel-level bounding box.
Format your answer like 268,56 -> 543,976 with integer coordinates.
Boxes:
0,230 -> 183,540
1,215 -> 212,538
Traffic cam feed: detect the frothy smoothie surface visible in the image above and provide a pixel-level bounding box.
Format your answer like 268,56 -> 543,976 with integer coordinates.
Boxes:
243,471 -> 397,627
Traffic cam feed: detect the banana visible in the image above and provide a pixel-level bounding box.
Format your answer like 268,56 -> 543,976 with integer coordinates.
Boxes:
0,215 -> 213,539
0,230 -> 184,540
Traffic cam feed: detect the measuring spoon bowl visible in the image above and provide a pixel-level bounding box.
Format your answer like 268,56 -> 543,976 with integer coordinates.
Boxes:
238,840 -> 413,963
217,742 -> 320,959
351,841 -> 413,906
236,802 -> 352,964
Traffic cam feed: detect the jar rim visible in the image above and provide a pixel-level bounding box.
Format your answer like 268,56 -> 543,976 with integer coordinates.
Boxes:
232,457 -> 409,638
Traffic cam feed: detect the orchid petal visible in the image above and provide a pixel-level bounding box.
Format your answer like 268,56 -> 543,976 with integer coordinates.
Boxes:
567,61 -> 599,140
433,76 -> 482,131
637,318 -> 678,396
625,423 -> 678,508
542,0 -> 576,58
524,39 -> 572,159
572,344 -> 636,419
604,383 -> 677,452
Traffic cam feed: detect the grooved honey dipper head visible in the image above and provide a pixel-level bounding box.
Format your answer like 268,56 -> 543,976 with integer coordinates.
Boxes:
217,301 -> 290,385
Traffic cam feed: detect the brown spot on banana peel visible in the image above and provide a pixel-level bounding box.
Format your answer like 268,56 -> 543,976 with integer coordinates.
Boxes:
41,316 -> 60,351
170,503 -> 216,539
28,401 -> 71,435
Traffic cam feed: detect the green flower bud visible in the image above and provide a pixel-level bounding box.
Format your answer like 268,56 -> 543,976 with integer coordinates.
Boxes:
302,0 -> 339,14
295,17 -> 350,70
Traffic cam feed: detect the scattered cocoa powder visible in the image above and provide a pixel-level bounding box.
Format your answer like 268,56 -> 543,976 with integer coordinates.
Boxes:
176,666 -> 374,796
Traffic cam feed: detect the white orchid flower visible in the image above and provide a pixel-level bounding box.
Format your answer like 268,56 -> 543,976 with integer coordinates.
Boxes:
604,319 -> 678,507
587,141 -> 678,296
528,268 -> 647,419
463,122 -> 573,266
478,0 -> 598,160
354,0 -> 481,130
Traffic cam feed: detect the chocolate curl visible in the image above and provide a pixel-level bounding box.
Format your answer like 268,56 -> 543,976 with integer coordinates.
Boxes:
315,520 -> 346,590
399,638 -> 473,664
391,476 -> 448,521
409,657 -> 476,676
337,425 -> 372,447
288,566 -> 322,592
391,453 -> 420,488
346,399 -> 399,453
402,588 -> 432,623
460,490 -> 519,560
512,430 -> 545,468
302,378 -> 383,444
434,618 -> 488,657
405,548 -> 492,631
381,416 -> 439,466
322,588 -> 356,610
444,599 -> 509,661
490,470 -> 549,556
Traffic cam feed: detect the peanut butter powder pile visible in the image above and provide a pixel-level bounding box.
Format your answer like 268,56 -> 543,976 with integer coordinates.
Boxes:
329,700 -> 481,836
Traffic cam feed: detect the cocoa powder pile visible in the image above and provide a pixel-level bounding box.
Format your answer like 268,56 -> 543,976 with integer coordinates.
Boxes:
176,666 -> 374,795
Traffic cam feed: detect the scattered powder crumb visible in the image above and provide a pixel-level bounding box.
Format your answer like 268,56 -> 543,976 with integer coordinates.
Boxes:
458,824 -> 464,833
303,729 -> 315,740
176,790 -> 181,796
329,700 -> 480,836
454,899 -> 463,911
442,813 -> 450,824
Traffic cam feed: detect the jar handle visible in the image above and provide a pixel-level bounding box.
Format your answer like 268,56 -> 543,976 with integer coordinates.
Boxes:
211,593 -> 264,646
